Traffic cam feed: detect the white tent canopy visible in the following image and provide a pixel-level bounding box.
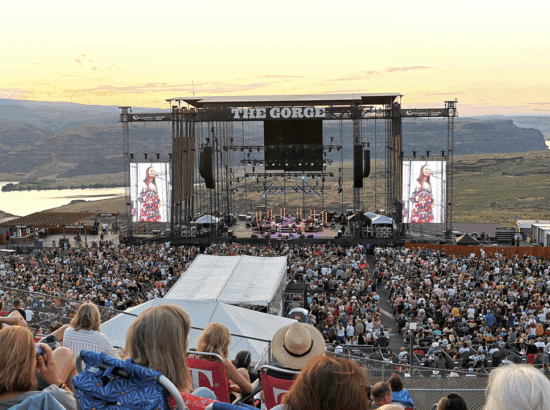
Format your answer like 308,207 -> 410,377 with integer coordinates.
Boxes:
218,256 -> 287,307
195,215 -> 219,224
101,299 -> 296,363
165,255 -> 287,309
370,215 -> 394,225
165,255 -> 240,302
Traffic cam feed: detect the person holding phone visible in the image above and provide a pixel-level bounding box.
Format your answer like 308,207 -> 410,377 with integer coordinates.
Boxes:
0,326 -> 77,410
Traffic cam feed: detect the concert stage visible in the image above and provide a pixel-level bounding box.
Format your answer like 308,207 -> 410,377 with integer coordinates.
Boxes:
231,219 -> 339,240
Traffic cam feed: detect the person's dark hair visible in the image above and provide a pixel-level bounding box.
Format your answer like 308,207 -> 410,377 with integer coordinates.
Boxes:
388,374 -> 404,392
372,381 -> 392,402
234,350 -> 251,369
13,299 -> 21,308
438,393 -> 468,410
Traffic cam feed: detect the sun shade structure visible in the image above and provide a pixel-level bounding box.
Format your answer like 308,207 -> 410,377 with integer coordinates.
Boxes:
0,211 -> 99,229
164,255 -> 288,313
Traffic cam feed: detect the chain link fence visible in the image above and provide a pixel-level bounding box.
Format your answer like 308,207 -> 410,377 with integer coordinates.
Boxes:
0,285 -> 272,369
334,352 -> 489,410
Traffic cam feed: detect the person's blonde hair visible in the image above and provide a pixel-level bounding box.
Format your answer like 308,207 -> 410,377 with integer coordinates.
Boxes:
70,302 -> 101,331
0,327 -> 36,394
483,364 -> 550,410
197,323 -> 231,361
124,305 -> 192,391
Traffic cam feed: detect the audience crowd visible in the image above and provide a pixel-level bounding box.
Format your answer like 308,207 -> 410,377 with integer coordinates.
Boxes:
2,241 -> 550,410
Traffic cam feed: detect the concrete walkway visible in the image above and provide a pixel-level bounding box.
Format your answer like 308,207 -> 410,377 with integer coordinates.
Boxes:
366,256 -> 404,352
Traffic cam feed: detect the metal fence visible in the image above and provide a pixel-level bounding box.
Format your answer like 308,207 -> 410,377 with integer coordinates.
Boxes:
0,286 -> 272,369
334,352 -> 489,410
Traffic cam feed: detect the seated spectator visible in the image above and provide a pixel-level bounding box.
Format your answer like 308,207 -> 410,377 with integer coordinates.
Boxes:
124,305 -> 216,408
0,326 -> 76,410
277,356 -> 370,410
197,323 -> 252,395
271,322 -> 326,376
388,374 -> 414,408
63,302 -> 121,359
435,394 -> 468,410
371,381 -> 404,409
483,364 -> 550,410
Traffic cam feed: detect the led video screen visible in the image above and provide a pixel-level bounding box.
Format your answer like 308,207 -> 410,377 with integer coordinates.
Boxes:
130,162 -> 171,223
402,160 -> 446,224
264,120 -> 323,171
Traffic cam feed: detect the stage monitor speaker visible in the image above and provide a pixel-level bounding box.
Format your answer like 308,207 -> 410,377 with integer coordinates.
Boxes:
251,234 -> 258,239
307,234 -> 314,239
353,144 -> 363,188
363,149 -> 370,178
203,146 -> 215,189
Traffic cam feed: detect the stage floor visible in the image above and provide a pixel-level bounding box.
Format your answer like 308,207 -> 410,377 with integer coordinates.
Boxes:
231,220 -> 340,239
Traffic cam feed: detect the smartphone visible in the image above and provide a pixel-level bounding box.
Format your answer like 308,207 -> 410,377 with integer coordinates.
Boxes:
36,345 -> 46,358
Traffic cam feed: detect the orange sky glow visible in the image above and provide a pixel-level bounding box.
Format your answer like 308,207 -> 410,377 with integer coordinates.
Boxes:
2,0 -> 550,116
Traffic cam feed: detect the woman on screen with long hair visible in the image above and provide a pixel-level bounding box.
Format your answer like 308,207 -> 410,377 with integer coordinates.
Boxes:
409,164 -> 435,223
139,165 -> 161,222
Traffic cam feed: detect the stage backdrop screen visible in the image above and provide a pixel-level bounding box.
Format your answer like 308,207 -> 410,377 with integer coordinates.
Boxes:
264,120 -> 323,171
402,160 -> 446,224
130,162 -> 171,223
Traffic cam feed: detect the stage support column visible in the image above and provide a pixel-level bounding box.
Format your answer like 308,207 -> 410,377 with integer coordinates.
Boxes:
352,108 -> 361,212
119,107 -> 132,238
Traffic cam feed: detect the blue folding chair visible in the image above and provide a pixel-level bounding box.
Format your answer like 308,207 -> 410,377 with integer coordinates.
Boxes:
72,350 -> 186,410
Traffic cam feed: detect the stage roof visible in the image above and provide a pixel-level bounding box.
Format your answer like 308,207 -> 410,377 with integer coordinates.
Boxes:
167,93 -> 402,108
165,254 -> 287,307
0,211 -> 99,229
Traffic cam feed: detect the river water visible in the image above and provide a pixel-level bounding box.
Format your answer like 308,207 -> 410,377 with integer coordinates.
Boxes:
0,182 -> 124,217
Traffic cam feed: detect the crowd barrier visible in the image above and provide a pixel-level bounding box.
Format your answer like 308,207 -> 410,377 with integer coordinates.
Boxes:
404,243 -> 550,259
334,352 -> 489,410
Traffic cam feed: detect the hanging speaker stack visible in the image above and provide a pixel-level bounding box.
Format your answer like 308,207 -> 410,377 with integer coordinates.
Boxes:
363,149 -> 370,178
201,146 -> 215,189
353,144 -> 363,188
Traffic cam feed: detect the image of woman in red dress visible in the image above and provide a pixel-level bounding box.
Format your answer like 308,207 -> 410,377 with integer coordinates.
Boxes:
139,166 -> 161,222
409,164 -> 434,223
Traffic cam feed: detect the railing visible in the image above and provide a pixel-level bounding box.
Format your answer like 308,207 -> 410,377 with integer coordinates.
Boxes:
0,285 -> 272,367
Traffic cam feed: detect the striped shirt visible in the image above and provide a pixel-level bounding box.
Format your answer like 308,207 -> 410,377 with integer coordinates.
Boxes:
63,327 -> 120,359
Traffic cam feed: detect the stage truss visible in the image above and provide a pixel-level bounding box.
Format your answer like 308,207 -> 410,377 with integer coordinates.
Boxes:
119,95 -> 458,240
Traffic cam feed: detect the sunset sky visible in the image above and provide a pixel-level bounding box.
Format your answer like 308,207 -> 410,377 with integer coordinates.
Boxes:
2,0 -> 550,116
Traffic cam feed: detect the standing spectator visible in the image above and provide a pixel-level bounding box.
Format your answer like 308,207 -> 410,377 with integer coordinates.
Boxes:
388,374 -> 414,408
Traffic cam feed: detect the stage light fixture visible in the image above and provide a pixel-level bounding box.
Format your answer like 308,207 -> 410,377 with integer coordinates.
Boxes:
413,151 -> 417,157
338,186 -> 343,194
144,154 -> 148,159
257,147 -> 260,152
441,150 -> 446,156
130,154 -> 134,159
426,150 -> 431,157
241,147 -> 244,152
301,175 -> 306,180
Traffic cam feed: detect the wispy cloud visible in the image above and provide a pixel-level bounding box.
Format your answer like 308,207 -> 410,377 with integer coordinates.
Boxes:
386,66 -> 429,73
75,59 -> 82,65
255,75 -> 304,80
35,63 -> 40,65
423,91 -> 464,96
0,88 -> 31,98
330,66 -> 431,82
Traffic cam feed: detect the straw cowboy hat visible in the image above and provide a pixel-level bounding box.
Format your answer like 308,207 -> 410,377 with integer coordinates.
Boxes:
272,322 -> 325,370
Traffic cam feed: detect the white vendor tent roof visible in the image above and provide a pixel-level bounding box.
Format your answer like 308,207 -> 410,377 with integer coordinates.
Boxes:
165,254 -> 287,308
165,255 -> 241,302
101,299 -> 295,363
218,256 -> 287,306
195,215 -> 219,224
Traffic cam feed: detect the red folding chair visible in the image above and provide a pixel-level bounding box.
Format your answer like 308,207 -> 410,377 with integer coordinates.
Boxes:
259,365 -> 300,410
188,352 -> 231,403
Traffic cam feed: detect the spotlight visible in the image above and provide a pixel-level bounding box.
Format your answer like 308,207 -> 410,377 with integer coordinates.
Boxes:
257,147 -> 260,152
301,175 -> 306,180
441,150 -> 446,157
338,186 -> 343,194
413,151 -> 417,157
426,150 -> 431,157
241,147 -> 244,152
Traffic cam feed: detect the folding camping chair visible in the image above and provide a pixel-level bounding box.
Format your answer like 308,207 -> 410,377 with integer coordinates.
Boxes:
188,351 -> 232,403
259,365 -> 300,410
72,350 -> 186,410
